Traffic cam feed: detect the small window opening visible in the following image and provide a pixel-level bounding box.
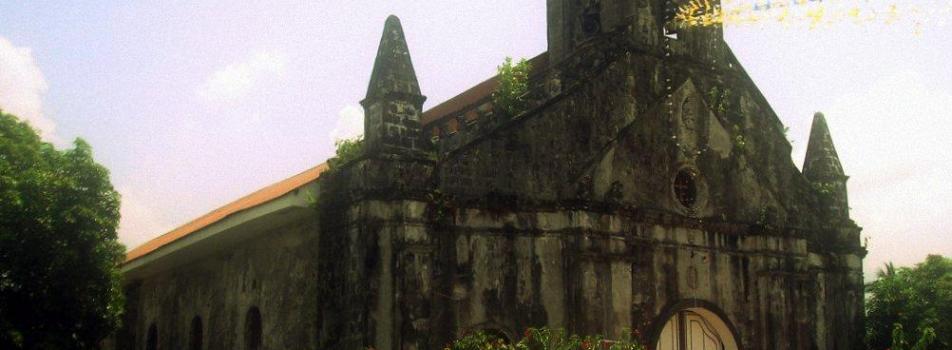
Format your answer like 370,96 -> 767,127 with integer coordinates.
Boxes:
674,169 -> 698,208
447,118 -> 460,135
189,316 -> 203,350
245,306 -> 262,350
581,0 -> 602,35
465,110 -> 479,125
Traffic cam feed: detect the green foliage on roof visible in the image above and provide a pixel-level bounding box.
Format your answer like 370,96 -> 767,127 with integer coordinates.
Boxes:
493,57 -> 532,117
328,136 -> 364,170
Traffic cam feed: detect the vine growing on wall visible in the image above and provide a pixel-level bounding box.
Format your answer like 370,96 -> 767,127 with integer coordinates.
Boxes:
731,125 -> 747,151
328,136 -> 364,170
493,57 -> 532,117
812,181 -> 837,195
706,86 -> 732,116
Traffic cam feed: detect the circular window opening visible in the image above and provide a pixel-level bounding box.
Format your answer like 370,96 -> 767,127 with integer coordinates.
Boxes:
674,169 -> 698,209
581,14 -> 601,35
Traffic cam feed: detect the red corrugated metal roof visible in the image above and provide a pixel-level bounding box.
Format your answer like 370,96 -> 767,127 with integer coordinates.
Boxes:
421,53 -> 548,125
421,77 -> 499,125
124,163 -> 328,263
124,53 -> 549,265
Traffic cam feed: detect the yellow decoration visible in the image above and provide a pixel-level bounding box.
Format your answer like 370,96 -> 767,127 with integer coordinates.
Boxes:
671,0 -> 950,33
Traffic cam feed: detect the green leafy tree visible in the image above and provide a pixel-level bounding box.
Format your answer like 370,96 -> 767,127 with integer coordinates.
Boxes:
445,327 -> 645,350
866,255 -> 951,350
0,111 -> 125,349
492,57 -> 532,117
889,323 -> 936,350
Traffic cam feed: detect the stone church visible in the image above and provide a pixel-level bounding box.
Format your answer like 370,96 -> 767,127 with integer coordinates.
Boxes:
111,1 -> 866,349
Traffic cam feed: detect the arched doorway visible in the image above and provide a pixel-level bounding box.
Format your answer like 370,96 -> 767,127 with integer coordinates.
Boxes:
145,323 -> 158,350
654,306 -> 739,350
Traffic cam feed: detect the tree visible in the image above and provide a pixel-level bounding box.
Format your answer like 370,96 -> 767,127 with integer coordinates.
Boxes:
889,323 -> 936,350
866,255 -> 952,350
0,111 -> 125,349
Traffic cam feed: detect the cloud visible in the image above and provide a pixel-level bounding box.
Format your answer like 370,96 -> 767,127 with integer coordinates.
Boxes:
329,104 -> 364,142
116,185 -> 173,249
822,70 -> 952,274
0,36 -> 59,143
197,51 -> 287,103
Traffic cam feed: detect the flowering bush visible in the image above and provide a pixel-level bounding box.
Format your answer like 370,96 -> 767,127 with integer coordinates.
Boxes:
444,327 -> 645,350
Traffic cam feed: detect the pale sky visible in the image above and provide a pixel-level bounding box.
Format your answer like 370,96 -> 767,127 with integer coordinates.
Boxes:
0,1 -> 949,279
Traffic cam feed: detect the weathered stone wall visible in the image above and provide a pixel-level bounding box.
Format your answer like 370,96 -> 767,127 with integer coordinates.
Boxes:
437,209 -> 824,349
335,26 -> 866,350
313,154 -> 436,349
334,201 -> 863,350
123,219 -> 320,350
437,33 -> 825,231
117,8 -> 864,350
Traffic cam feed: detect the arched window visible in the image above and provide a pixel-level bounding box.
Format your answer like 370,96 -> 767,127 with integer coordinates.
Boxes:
145,323 -> 158,350
673,169 -> 698,209
244,306 -> 262,350
189,316 -> 203,350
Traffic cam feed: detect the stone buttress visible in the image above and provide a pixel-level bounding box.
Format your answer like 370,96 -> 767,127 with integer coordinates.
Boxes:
315,15 -> 436,350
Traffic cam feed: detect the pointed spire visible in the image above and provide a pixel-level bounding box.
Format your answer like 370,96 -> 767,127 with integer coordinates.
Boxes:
803,112 -> 846,182
803,112 -> 851,221
360,15 -> 427,155
364,15 -> 423,101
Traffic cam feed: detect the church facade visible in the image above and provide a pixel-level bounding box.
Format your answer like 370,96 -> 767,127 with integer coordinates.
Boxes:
112,1 -> 866,349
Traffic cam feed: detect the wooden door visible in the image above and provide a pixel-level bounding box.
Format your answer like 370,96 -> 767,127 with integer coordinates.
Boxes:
656,310 -> 726,350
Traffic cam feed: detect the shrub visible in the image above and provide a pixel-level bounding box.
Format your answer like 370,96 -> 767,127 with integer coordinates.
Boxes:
493,57 -> 532,117
328,136 -> 364,170
866,255 -> 951,350
445,327 -> 645,350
